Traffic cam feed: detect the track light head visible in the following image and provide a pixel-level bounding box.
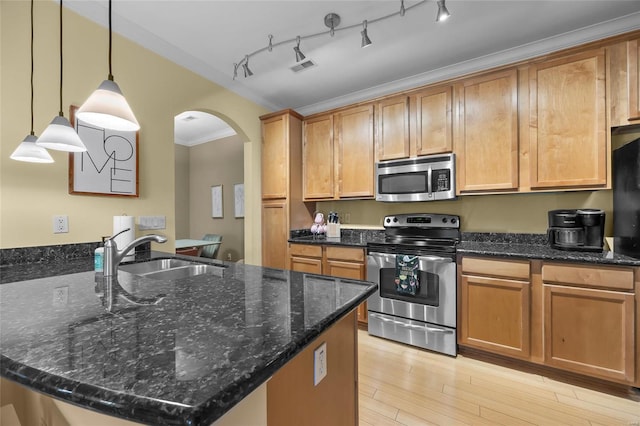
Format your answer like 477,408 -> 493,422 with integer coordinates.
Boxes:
436,0 -> 450,22
324,13 -> 341,37
361,21 -> 372,48
242,55 -> 253,77
294,36 -> 306,62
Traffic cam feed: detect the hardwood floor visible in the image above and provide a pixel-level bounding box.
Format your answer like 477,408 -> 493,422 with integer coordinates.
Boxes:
357,330 -> 640,426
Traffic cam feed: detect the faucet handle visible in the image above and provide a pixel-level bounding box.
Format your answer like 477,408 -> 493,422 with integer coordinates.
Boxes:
109,228 -> 131,241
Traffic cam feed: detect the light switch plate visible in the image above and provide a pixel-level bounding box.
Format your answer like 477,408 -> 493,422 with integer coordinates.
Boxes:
313,342 -> 327,386
138,216 -> 166,230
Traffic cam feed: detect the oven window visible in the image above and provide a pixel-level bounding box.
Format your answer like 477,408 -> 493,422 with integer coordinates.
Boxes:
379,268 -> 439,306
379,172 -> 428,194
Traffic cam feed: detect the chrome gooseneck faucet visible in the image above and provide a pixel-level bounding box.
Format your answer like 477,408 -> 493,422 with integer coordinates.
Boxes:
103,228 -> 167,277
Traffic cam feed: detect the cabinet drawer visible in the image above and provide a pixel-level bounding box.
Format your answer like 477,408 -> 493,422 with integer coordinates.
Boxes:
461,257 -> 530,280
542,263 -> 634,291
325,246 -> 365,262
289,244 -> 322,258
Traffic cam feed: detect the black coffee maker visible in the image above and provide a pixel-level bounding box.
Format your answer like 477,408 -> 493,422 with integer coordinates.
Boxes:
547,209 -> 605,252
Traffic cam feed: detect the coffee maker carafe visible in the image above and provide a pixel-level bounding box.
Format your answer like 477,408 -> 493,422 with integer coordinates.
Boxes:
547,209 -> 605,252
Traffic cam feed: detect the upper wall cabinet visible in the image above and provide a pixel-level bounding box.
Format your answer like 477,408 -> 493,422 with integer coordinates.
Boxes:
455,69 -> 519,193
412,85 -> 453,156
335,104 -> 375,198
529,49 -> 607,189
376,96 -> 410,161
303,105 -> 375,200
629,39 -> 640,121
303,114 -> 334,200
261,113 -> 290,199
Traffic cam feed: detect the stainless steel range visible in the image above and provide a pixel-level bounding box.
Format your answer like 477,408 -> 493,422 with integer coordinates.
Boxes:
367,213 -> 459,356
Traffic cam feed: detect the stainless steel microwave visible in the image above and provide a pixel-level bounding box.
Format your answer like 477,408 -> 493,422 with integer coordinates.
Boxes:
375,154 -> 456,202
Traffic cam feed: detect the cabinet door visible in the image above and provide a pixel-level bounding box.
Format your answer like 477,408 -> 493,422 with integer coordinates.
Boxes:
324,248 -> 367,325
629,39 -> 640,121
529,49 -> 607,188
262,200 -> 288,269
335,105 -> 375,198
456,69 -> 519,192
460,274 -> 531,359
261,114 -> 289,199
544,284 -> 635,383
376,96 -> 410,161
290,256 -> 323,274
413,85 -> 453,156
303,115 -> 334,200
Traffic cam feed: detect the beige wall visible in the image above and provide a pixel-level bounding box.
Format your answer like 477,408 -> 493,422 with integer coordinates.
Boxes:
0,1 -> 268,264
187,135 -> 245,261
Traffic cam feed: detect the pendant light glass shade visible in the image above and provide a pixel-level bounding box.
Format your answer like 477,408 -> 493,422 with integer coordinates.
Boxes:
11,134 -> 54,163
37,115 -> 87,152
78,0 -> 139,132
77,79 -> 140,131
36,0 -> 87,152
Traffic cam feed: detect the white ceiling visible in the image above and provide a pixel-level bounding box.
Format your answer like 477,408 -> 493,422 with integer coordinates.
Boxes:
65,0 -> 640,119
174,111 -> 237,146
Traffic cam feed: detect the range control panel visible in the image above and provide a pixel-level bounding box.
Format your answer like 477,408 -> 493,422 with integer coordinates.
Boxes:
383,213 -> 460,229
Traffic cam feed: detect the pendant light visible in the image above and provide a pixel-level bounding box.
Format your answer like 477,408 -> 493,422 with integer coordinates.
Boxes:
11,0 -> 54,163
77,0 -> 139,131
37,0 -> 87,152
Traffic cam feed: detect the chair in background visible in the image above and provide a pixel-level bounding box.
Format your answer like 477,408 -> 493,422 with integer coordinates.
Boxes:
200,234 -> 222,259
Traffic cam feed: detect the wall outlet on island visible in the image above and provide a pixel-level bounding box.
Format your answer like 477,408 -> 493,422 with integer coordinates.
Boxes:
313,342 -> 327,386
53,215 -> 69,234
53,286 -> 68,306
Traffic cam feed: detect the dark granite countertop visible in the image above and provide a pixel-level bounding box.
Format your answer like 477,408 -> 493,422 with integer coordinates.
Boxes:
0,251 -> 377,425
289,229 -> 640,267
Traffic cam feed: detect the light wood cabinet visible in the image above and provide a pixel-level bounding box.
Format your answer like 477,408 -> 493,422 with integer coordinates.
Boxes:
376,95 -> 410,161
290,243 -> 368,326
529,49 -> 607,189
260,110 -> 313,269
335,105 -> 375,198
455,69 -> 519,193
459,257 -> 531,359
302,114 -> 334,200
303,105 -> 374,200
542,263 -> 635,384
412,85 -> 453,156
629,39 -> 640,121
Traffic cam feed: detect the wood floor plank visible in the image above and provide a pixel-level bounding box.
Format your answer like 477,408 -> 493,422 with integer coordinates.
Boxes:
359,406 -> 405,426
394,410 -> 439,426
555,393 -> 640,423
359,393 -> 400,420
572,387 -> 640,417
360,381 -> 377,398
479,406 -> 537,426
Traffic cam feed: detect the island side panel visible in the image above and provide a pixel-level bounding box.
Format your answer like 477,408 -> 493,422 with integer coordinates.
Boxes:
267,310 -> 358,426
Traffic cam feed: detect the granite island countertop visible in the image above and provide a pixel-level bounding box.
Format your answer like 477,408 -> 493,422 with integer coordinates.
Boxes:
0,252 -> 377,425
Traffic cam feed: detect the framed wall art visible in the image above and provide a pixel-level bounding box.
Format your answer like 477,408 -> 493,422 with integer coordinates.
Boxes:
211,185 -> 223,218
69,105 -> 139,197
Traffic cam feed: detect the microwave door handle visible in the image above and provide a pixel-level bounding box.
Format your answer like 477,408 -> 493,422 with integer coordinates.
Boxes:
427,166 -> 432,196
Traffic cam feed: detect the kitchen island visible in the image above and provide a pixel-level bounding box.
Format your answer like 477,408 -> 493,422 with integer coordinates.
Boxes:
0,251 -> 376,425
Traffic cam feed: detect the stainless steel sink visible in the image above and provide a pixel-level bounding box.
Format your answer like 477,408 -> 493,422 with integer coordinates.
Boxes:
119,258 -> 226,280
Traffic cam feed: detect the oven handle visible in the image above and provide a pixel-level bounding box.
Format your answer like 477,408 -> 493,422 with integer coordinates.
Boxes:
427,166 -> 432,196
369,313 -> 454,334
368,253 -> 453,263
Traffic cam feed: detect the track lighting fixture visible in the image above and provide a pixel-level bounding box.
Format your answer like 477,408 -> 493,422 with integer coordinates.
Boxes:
37,0 -> 87,153
361,21 -> 372,48
436,0 -> 450,22
11,0 -> 54,163
77,0 -> 139,131
232,0 -> 451,78
294,36 -> 306,62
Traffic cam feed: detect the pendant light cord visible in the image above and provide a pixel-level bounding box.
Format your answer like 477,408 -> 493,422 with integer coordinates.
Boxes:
29,0 -> 35,135
58,0 -> 63,116
108,0 -> 113,81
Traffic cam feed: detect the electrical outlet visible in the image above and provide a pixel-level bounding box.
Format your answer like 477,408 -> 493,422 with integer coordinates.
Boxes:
53,286 -> 69,306
313,342 -> 327,386
53,215 -> 69,233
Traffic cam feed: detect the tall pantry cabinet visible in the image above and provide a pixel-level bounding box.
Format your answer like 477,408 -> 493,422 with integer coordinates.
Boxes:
261,110 -> 314,269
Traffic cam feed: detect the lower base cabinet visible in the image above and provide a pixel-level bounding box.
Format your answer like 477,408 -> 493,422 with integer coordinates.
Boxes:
290,243 -> 368,326
459,256 -> 638,386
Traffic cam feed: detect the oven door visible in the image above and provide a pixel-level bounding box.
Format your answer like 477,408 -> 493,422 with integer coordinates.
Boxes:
366,251 -> 456,328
